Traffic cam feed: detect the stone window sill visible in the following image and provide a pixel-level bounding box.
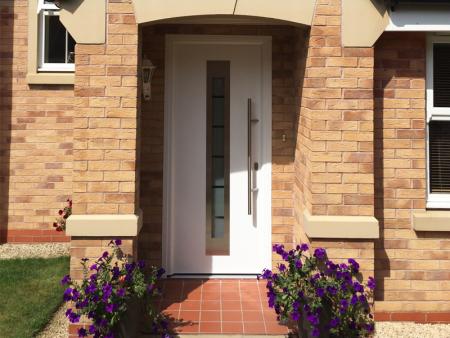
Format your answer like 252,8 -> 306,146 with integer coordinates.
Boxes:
413,211 -> 450,231
26,72 -> 74,85
303,210 -> 379,239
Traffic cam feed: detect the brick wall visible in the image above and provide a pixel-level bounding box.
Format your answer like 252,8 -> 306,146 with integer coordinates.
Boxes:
374,32 -> 450,317
138,24 -> 309,267
0,0 -> 73,243
72,1 -> 138,216
295,0 -> 375,278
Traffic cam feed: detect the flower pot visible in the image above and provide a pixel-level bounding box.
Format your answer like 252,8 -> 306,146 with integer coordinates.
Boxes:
296,308 -> 331,338
116,297 -> 141,338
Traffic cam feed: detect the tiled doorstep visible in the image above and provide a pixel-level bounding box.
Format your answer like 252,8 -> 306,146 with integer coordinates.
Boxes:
151,279 -> 291,335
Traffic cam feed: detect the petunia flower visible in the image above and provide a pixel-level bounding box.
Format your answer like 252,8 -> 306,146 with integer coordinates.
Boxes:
367,276 -> 376,290
60,275 -> 71,285
313,248 -> 326,260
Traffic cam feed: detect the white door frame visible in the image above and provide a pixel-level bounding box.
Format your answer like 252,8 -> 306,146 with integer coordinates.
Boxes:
162,35 -> 272,275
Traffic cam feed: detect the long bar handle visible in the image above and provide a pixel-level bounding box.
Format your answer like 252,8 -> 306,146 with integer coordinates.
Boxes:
248,98 -> 252,215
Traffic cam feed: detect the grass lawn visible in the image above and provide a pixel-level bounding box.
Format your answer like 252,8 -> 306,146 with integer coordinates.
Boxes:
0,256 -> 69,338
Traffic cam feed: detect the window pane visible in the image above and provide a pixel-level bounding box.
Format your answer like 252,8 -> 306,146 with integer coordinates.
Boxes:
212,127 -> 224,157
45,15 -> 66,63
212,218 -> 225,238
433,44 -> 450,107
67,34 -> 75,63
213,188 -> 225,219
43,13 -> 75,65
212,98 -> 225,125
429,121 -> 450,193
212,77 -> 225,97
206,61 -> 230,255
212,157 -> 224,186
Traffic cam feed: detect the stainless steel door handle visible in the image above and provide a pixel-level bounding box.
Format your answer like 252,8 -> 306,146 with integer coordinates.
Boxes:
248,98 -> 252,215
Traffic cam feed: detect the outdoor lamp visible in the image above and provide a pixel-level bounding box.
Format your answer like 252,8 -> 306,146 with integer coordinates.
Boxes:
142,57 -> 156,101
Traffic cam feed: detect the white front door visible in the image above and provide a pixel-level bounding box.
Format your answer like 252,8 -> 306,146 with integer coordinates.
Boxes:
163,35 -> 272,275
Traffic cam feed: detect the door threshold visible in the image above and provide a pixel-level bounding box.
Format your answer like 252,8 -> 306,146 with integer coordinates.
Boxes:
166,273 -> 259,279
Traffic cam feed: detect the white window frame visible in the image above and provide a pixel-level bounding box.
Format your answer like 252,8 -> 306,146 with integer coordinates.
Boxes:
37,0 -> 74,72
426,34 -> 450,208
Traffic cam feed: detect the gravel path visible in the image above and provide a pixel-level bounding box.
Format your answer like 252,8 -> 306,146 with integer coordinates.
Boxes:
375,322 -> 450,338
35,305 -> 68,338
0,243 -> 70,259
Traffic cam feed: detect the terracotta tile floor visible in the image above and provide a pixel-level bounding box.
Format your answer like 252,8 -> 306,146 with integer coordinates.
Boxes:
156,279 -> 290,335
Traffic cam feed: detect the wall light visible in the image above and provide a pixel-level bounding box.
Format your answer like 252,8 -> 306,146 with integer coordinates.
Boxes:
142,56 -> 156,101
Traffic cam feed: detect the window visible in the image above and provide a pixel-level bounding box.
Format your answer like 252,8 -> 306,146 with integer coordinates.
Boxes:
426,35 -> 450,208
205,61 -> 230,256
37,0 -> 75,72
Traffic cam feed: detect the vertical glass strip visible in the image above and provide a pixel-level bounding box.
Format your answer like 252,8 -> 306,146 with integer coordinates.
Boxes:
206,61 -> 230,256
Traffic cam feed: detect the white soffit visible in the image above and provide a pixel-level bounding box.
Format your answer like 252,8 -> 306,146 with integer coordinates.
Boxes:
386,4 -> 450,31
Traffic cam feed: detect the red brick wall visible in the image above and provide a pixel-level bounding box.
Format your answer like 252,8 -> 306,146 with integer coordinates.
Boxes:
374,32 -> 450,316
0,0 -> 73,243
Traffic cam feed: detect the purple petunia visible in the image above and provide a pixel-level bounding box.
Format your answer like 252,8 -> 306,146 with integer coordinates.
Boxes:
300,243 -> 309,251
351,294 -> 358,305
353,281 -> 364,293
114,238 -> 122,246
314,248 -> 326,260
102,251 -> 109,259
295,259 -> 302,269
68,311 -> 80,323
63,288 -> 73,301
291,310 -> 300,321
316,288 -> 325,297
78,328 -> 87,337
117,288 -> 126,297
102,284 -> 113,301
312,328 -> 320,337
307,314 -> 319,326
365,323 -> 375,332
326,286 -> 337,295
88,325 -> 96,334
261,269 -> 272,279
105,303 -> 114,313
157,267 -> 165,278
348,258 -> 360,272
71,289 -> 80,301
90,264 -> 98,271
61,275 -> 71,285
340,299 -> 349,310
367,276 -> 376,290
329,317 -> 340,328
138,260 -> 145,269
279,264 -> 286,272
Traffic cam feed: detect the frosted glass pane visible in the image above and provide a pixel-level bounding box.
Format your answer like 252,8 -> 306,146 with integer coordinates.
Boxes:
213,217 -> 225,238
213,188 -> 224,218
212,158 -> 224,186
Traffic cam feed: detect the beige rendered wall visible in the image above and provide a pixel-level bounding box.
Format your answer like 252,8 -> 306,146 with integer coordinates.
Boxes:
0,0 -> 74,243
